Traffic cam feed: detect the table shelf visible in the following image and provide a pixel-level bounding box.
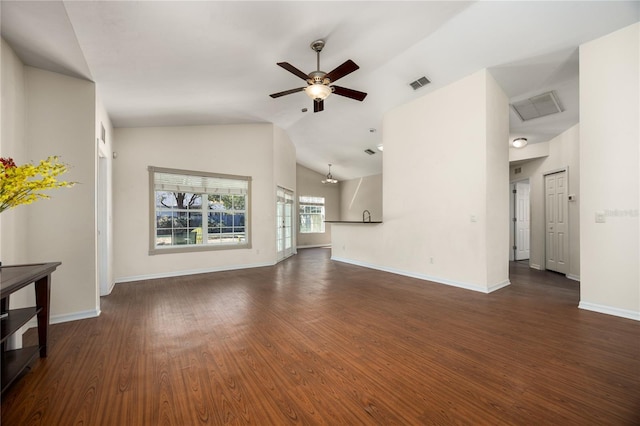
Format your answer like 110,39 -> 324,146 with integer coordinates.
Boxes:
1,262 -> 60,394
1,307 -> 42,344
1,345 -> 41,393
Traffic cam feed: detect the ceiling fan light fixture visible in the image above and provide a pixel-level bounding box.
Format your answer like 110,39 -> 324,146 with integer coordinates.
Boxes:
512,137 -> 528,148
305,83 -> 332,101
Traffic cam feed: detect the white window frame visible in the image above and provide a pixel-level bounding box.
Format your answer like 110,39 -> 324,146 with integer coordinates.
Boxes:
149,166 -> 251,254
299,196 -> 325,234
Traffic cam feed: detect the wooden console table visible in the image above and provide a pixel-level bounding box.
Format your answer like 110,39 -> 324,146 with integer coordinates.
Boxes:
1,262 -> 60,394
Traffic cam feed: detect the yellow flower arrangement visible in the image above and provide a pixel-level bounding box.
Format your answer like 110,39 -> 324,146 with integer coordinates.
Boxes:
0,156 -> 75,213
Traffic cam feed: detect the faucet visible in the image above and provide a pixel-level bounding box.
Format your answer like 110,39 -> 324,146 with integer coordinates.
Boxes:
363,210 -> 371,223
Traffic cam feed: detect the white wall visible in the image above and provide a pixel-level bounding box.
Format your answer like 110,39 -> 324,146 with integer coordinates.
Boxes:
509,124 -> 581,279
1,38 -> 32,326
113,123 -> 296,282
484,72 -> 510,286
331,69 -> 510,293
1,39 -> 101,325
1,38 -> 28,265
579,23 -> 639,320
340,174 -> 383,222
24,67 -> 99,322
295,164 -> 340,248
273,125 -> 296,194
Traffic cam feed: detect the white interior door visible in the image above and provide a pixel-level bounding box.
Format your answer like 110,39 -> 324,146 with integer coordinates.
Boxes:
276,187 -> 294,261
545,171 -> 568,274
515,182 -> 530,260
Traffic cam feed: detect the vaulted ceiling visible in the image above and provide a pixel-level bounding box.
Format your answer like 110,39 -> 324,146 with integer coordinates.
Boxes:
2,1 -> 638,180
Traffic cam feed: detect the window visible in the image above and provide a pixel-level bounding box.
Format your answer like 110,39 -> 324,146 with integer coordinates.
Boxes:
149,166 -> 251,254
299,196 -> 325,233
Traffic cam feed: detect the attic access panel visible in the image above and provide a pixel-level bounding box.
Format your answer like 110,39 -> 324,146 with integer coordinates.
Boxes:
511,91 -> 563,121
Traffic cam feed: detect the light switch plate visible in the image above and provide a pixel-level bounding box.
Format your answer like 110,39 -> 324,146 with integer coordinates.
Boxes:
595,211 -> 606,223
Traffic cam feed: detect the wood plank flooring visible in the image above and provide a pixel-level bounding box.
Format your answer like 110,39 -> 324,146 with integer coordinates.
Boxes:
2,249 -> 639,425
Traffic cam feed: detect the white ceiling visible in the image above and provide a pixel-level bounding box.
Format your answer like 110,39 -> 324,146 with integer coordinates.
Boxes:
2,1 -> 638,180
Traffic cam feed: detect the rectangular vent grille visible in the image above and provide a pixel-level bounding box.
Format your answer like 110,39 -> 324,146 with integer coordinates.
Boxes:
514,167 -> 522,174
511,91 -> 563,121
364,149 -> 376,155
410,76 -> 431,90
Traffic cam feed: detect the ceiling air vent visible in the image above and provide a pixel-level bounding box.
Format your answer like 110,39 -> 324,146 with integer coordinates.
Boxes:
410,76 -> 431,90
511,91 -> 563,121
364,148 -> 376,155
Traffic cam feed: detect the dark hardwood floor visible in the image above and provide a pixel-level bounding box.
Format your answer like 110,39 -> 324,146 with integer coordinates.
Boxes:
2,248 -> 639,425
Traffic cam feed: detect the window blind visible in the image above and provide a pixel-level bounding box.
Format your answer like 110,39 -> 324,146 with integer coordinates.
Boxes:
152,170 -> 249,195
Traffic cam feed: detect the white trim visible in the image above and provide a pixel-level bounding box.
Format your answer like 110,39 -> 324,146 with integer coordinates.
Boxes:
578,301 -> 640,321
331,256 -> 510,294
9,308 -> 100,348
530,263 -> 542,270
566,274 -> 580,282
115,261 -> 274,284
21,308 -> 101,330
49,308 -> 101,325
297,244 -> 331,249
487,280 -> 512,293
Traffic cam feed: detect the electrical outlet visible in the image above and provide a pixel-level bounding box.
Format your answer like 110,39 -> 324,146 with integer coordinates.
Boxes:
430,257 -> 434,264
595,211 -> 606,223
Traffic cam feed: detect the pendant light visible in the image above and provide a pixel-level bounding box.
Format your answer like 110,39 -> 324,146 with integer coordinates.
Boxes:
322,164 -> 338,184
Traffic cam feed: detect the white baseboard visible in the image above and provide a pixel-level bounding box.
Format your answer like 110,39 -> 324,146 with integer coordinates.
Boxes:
578,301 -> 639,321
297,244 -> 331,249
21,308 -> 100,331
331,256 -> 510,294
487,279 -> 512,293
530,263 -> 542,270
51,308 -> 101,325
115,261 -> 275,284
566,274 -> 580,282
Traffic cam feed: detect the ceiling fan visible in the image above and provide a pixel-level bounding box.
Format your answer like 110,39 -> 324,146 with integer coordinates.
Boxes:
269,40 -> 367,112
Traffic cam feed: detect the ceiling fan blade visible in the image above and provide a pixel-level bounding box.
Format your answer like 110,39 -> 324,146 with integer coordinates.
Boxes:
269,87 -> 306,98
332,85 -> 367,101
325,60 -> 359,83
277,62 -> 309,81
314,99 -> 324,113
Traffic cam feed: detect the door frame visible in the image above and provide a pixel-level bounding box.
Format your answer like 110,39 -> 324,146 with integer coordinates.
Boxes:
509,178 -> 530,262
97,140 -> 112,296
276,186 -> 295,262
543,167 -> 570,273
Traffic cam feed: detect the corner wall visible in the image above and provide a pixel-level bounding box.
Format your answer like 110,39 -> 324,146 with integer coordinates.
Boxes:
331,69 -> 510,293
1,38 -> 27,265
2,39 -> 101,324
24,67 -> 99,322
579,23 -> 639,320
